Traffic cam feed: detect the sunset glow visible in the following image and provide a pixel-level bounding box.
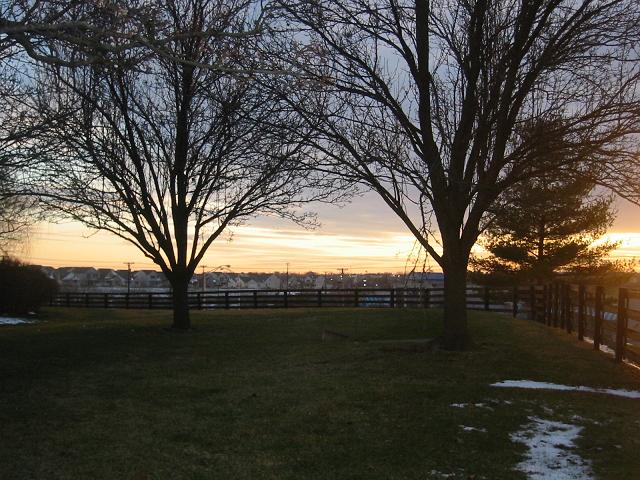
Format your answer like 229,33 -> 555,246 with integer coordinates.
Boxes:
12,220 -> 640,273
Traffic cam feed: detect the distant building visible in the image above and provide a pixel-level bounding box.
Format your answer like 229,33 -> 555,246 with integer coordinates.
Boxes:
264,274 -> 282,290
60,267 -> 99,290
132,270 -> 168,289
404,272 -> 444,289
99,269 -> 126,288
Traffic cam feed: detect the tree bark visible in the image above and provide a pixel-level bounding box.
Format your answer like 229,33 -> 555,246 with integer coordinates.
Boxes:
441,244 -> 471,350
171,273 -> 191,330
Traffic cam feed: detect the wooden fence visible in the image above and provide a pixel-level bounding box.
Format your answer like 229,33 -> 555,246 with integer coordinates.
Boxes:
49,283 -> 640,365
520,283 -> 640,366
50,286 -> 520,313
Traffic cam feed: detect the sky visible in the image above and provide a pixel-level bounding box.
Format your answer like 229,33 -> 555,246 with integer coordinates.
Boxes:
11,193 -> 640,274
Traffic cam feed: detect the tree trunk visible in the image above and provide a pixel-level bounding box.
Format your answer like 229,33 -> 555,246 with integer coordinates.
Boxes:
441,250 -> 470,350
171,274 -> 191,330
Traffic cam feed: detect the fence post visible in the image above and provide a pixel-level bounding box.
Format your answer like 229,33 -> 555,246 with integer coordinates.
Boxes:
565,285 -> 572,334
125,293 -> 130,309
560,284 -> 567,330
594,285 -> 604,351
66,292 -> 71,307
529,285 -> 536,321
253,291 -> 258,308
577,285 -> 585,341
224,291 -> 230,309
354,289 -> 359,307
484,286 -> 490,311
553,283 -> 560,327
512,286 -> 519,318
390,288 -> 395,308
615,288 -> 629,363
284,290 -> 288,308
424,288 -> 430,309
550,283 -> 555,326
149,293 -> 154,310
317,289 -> 322,307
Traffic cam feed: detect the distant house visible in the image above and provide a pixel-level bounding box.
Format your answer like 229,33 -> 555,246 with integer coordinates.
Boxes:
264,274 -> 282,290
226,276 -> 245,289
60,267 -> 99,290
302,274 -> 317,288
203,272 -> 227,289
132,270 -> 167,289
39,266 -> 56,280
99,269 -> 126,288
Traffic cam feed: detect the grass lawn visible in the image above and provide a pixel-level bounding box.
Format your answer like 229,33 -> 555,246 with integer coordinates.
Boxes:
1,307 -> 640,479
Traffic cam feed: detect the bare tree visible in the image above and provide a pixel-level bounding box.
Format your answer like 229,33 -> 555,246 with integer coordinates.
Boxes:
276,0 -> 640,349
1,0 -> 147,65
32,0 -> 338,329
0,35 -> 48,251
0,0 -> 275,255
1,0 -> 273,69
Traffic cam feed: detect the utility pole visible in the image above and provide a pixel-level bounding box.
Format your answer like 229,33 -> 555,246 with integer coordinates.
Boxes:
285,262 -> 289,290
201,265 -> 207,292
124,262 -> 134,294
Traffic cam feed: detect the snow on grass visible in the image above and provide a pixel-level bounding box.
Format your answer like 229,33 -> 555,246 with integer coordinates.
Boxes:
511,417 -> 592,480
459,425 -> 487,433
0,317 -> 33,325
491,380 -> 640,399
582,336 -> 616,356
450,402 -> 494,411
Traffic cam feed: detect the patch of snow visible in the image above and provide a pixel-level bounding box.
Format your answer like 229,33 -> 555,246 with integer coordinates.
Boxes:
579,336 -> 640,372
459,425 -> 487,433
511,416 -> 592,480
583,336 -> 616,356
0,316 -> 32,325
489,398 -> 514,405
428,471 -> 456,479
450,402 -> 494,411
491,380 -> 640,399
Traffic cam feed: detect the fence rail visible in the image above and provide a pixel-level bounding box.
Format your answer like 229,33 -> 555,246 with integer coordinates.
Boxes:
519,283 -> 640,366
50,286 -> 520,313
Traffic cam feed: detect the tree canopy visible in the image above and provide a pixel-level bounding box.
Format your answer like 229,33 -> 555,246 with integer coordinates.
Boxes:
473,173 -> 621,284
27,0 -> 340,328
276,0 -> 640,348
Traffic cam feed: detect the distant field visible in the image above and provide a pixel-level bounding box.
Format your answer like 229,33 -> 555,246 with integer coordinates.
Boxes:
1,308 -> 639,479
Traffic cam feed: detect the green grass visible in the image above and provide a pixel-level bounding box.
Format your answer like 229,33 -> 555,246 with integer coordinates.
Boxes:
1,307 -> 640,479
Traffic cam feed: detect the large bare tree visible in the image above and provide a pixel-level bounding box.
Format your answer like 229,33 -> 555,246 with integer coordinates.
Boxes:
33,0 -> 336,329
277,0 -> 640,349
0,1 -> 277,255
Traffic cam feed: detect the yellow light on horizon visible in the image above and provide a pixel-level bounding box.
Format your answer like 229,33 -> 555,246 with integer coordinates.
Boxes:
11,222 -> 640,273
